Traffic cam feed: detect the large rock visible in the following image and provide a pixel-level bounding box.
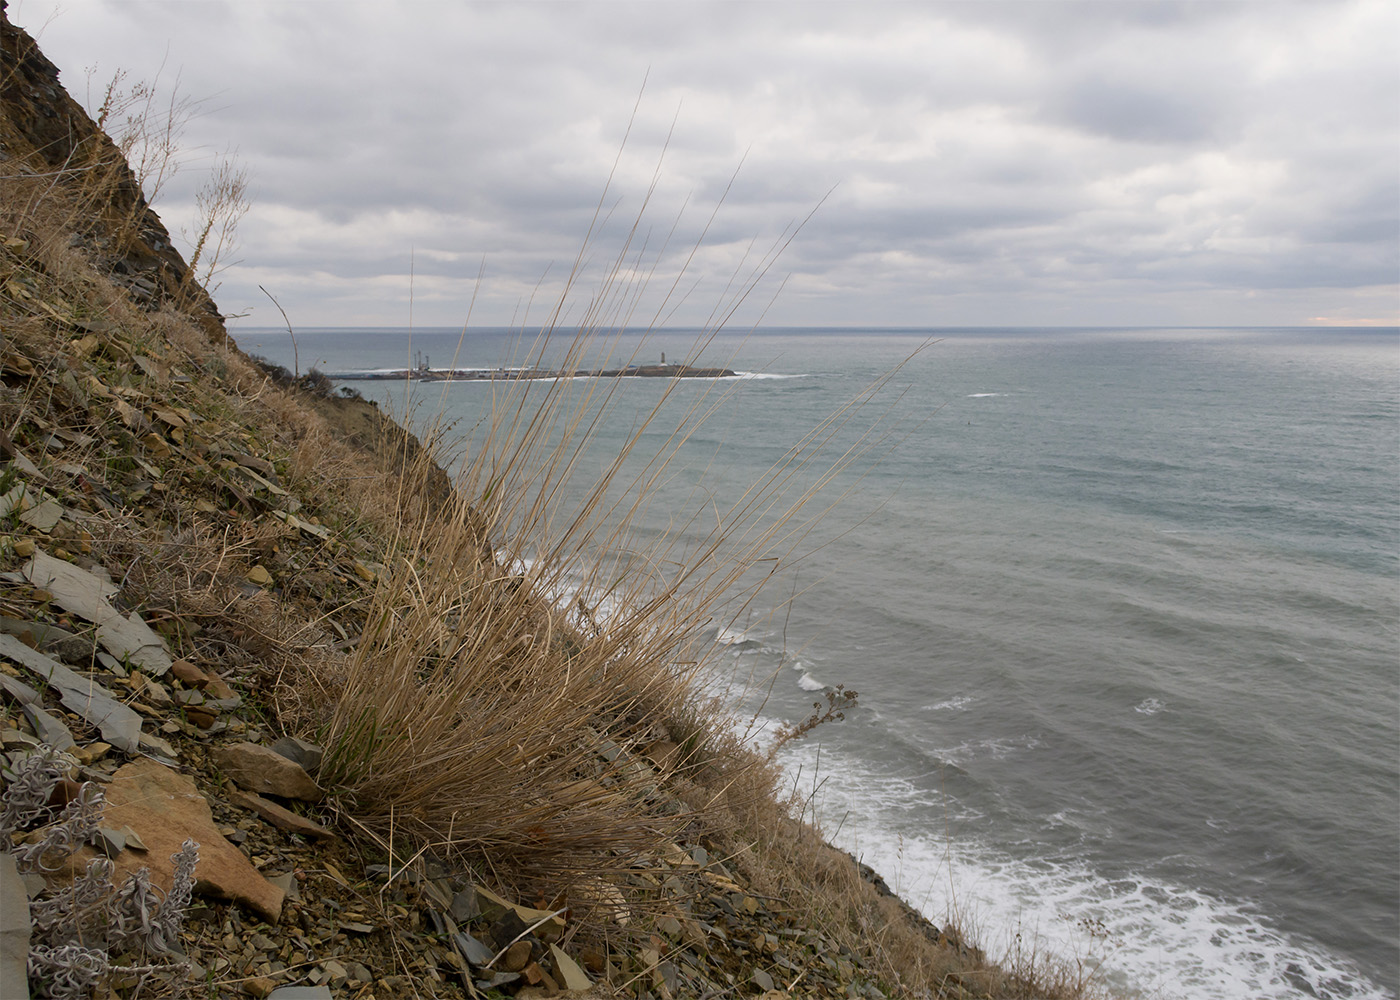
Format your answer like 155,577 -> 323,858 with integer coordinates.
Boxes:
57,759 -> 284,923
20,549 -> 117,622
215,742 -> 324,802
268,736 -> 323,775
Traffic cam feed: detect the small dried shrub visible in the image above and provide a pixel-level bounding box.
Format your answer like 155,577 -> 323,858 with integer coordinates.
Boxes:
1,746 -> 198,999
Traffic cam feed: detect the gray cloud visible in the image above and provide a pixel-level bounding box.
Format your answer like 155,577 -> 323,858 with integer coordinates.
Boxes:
13,0 -> 1398,327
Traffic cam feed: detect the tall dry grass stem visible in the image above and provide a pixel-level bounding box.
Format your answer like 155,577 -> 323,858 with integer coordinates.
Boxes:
308,121 -> 926,907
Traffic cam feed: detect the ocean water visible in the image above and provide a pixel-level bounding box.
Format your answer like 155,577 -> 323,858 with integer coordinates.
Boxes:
232,325 -> 1400,1000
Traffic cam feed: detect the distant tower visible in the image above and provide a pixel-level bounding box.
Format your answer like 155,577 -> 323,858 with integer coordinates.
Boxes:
661,351 -> 666,365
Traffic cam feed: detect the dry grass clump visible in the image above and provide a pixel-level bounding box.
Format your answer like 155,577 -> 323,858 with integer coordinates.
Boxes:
272,106 -> 924,904
285,304 -> 919,899
311,500 -> 685,873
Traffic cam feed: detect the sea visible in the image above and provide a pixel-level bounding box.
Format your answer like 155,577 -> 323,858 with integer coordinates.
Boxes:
231,324 -> 1399,1000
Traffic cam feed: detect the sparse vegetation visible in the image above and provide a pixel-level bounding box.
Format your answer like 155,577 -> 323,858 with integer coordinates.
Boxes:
182,153 -> 249,300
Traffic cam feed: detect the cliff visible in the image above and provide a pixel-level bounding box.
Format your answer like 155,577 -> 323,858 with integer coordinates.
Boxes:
0,7 -> 1091,1000
0,1 -> 223,344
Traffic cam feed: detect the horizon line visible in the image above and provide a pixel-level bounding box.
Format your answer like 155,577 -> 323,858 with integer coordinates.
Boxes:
227,323 -> 1400,333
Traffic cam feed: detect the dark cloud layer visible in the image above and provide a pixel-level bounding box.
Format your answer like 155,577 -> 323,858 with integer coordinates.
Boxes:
13,0 -> 1398,327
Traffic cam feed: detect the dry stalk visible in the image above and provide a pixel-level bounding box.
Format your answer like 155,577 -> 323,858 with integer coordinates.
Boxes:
308,145 -> 922,916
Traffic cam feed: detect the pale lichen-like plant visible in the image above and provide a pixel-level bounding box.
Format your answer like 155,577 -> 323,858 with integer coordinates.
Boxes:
1,745 -> 198,999
0,745 -> 88,847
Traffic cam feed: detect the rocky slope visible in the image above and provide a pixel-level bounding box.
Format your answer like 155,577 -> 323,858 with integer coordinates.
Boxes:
0,1 -> 224,345
0,6 -> 1087,1000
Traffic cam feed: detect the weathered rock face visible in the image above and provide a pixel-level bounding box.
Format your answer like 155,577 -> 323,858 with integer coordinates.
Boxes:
0,0 -> 226,342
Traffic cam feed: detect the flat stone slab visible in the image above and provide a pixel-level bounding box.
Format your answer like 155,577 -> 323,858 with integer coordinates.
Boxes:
21,549 -> 118,621
18,498 -> 63,531
228,788 -> 336,840
94,613 -> 173,677
216,742 -> 324,802
21,550 -> 172,676
454,930 -> 494,967
57,759 -> 284,923
22,704 -> 76,750
0,633 -> 141,751
0,669 -> 75,750
549,943 -> 593,992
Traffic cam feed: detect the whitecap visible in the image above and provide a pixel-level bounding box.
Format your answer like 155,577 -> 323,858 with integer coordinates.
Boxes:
921,695 -> 976,712
728,371 -> 811,380
921,735 -> 1042,767
1135,697 -> 1166,715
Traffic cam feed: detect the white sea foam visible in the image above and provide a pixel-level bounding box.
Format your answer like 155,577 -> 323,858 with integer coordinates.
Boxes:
1134,697 -> 1166,715
921,695 -> 976,712
714,624 -> 755,644
797,672 -> 828,692
933,734 -> 1042,765
728,371 -> 811,380
774,740 -> 1392,1000
781,658 -> 831,692
966,392 -> 1008,397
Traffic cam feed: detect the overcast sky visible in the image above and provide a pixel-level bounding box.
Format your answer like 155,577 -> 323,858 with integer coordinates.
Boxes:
14,0 -> 1399,329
